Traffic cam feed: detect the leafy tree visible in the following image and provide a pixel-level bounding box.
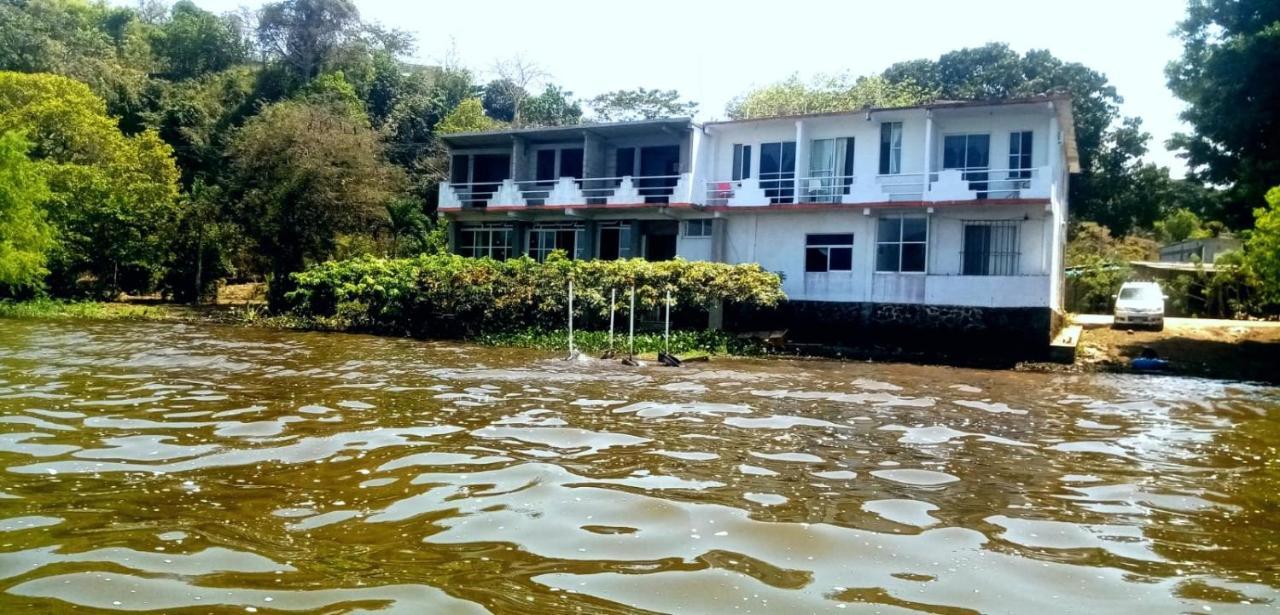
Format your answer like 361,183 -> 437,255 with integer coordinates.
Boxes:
482,78 -> 523,123
257,0 -> 360,81
0,71 -> 180,295
726,74 -> 928,119
296,71 -> 364,118
520,84 -> 582,127
1245,187 -> 1280,303
144,66 -> 259,186
0,131 -> 56,296
163,180 -> 244,303
227,99 -> 400,307
435,98 -> 502,134
589,88 -> 697,122
1155,208 -> 1209,244
1167,0 -> 1280,228
151,0 -> 250,80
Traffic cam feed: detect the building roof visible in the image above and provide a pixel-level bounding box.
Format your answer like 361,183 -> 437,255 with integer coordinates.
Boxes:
439,117 -> 694,148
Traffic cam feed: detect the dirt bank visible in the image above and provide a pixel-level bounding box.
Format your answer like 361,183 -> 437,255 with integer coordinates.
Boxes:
1074,315 -> 1280,383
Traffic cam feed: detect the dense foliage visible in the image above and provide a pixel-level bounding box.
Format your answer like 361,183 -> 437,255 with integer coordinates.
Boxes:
285,254 -> 785,337
0,132 -> 54,295
1167,0 -> 1280,228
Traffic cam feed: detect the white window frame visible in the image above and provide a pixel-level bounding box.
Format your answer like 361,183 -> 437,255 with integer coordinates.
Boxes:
527,224 -> 583,262
805,233 -> 854,273
961,220 -> 1021,276
683,219 -> 713,238
880,122 -> 903,175
458,224 -> 514,260
596,222 -> 632,260
875,215 -> 929,274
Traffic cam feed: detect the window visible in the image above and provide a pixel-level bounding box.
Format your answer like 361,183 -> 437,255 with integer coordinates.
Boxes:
458,225 -> 514,260
805,234 -> 854,273
943,133 -> 991,198
615,147 -> 636,177
598,223 -> 632,260
684,219 -> 713,238
732,144 -> 752,181
528,224 -> 582,262
879,122 -> 903,175
807,137 -> 855,202
759,141 -> 796,203
962,221 -> 1020,275
559,148 -> 584,178
1009,131 -> 1033,182
876,216 -> 927,273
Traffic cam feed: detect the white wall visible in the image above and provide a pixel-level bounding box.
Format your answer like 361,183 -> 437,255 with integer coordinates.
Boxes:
722,205 -> 1054,308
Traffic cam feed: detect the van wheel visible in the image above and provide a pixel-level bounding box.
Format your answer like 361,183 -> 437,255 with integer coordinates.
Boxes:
1153,322 -> 1164,332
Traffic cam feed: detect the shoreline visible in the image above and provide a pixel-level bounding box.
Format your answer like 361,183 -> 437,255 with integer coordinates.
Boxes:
2,300 -> 1277,384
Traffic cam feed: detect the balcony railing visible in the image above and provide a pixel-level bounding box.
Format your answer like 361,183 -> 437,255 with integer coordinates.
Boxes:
440,174 -> 693,208
703,165 -> 1050,207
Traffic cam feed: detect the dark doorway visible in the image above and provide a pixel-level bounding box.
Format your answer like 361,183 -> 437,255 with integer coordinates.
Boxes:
642,220 -> 679,261
468,154 -> 510,207
639,145 -> 680,203
943,134 -> 990,199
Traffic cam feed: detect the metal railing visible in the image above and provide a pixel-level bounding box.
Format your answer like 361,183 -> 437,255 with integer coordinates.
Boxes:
878,172 -> 931,201
940,167 -> 1040,198
580,175 -> 682,204
704,179 -> 742,206
798,174 -> 856,203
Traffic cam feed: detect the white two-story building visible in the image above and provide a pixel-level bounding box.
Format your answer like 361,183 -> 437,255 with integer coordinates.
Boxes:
438,95 -> 1078,349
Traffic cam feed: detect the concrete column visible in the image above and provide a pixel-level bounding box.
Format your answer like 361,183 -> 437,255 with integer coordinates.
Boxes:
922,112 -> 934,200
793,120 -> 807,203
679,131 -> 692,173
710,217 -> 727,263
580,220 -> 598,260
511,136 -> 528,182
447,219 -> 459,254
583,133 -> 605,178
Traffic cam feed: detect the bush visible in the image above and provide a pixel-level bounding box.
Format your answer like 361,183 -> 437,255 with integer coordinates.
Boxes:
285,253 -> 786,337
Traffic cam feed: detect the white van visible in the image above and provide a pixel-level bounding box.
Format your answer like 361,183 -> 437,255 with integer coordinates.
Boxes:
1113,281 -> 1166,331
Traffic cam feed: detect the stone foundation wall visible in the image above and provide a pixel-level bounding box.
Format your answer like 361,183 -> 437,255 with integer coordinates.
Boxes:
726,301 -> 1055,359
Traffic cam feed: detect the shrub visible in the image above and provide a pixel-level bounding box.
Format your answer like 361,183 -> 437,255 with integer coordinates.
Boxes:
285,253 -> 786,337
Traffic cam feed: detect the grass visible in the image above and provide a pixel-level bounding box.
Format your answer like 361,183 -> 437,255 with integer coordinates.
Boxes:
473,328 -> 768,357
0,299 -> 179,320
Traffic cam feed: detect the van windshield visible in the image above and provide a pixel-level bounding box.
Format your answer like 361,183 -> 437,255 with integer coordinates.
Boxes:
1119,286 -> 1159,301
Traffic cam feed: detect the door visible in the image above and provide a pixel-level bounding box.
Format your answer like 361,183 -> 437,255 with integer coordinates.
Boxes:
943,134 -> 990,198
760,141 -> 796,203
639,145 -> 680,203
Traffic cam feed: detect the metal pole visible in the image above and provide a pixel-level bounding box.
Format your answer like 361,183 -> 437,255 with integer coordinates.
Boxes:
628,286 -> 636,356
567,279 -> 575,355
664,289 -> 671,353
609,288 -> 616,350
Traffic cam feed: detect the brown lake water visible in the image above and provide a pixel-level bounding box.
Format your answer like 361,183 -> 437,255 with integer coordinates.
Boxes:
0,318 -> 1278,614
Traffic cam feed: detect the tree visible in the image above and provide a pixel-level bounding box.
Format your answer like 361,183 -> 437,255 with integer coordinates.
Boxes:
521,84 -> 582,127
1167,0 -> 1280,228
1245,187 -> 1280,303
490,56 -> 545,126
1156,208 -> 1208,244
227,100 -> 399,307
0,71 -> 180,295
726,74 -> 928,119
435,98 -> 502,134
382,196 -> 428,258
151,0 -> 250,80
257,0 -> 360,81
0,132 -> 56,296
482,78 -> 523,123
589,88 -> 697,122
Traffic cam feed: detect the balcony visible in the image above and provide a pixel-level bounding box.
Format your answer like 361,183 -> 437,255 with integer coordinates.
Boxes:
439,174 -> 695,209
705,167 -> 1051,207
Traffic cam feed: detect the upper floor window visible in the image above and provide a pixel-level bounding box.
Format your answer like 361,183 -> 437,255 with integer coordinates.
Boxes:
876,216 -> 927,273
879,122 -> 903,175
732,144 -> 752,181
684,219 -> 713,238
805,234 -> 853,273
1009,131 -> 1033,179
760,141 -> 796,203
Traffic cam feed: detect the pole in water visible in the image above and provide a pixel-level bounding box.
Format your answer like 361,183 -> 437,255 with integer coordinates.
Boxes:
608,288 -> 616,350
664,288 -> 671,354
628,286 -> 636,357
567,279 -> 575,357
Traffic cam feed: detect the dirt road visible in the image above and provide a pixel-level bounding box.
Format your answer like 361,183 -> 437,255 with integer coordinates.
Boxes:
1072,314 -> 1280,383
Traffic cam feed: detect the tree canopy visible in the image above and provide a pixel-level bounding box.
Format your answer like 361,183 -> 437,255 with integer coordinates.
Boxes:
0,131 -> 55,295
1167,0 -> 1280,228
726,74 -> 926,119
589,88 -> 697,122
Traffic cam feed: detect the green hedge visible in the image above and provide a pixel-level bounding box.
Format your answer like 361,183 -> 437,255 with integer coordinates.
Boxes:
285,253 -> 786,337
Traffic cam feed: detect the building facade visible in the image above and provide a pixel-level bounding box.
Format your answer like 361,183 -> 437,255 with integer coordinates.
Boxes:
438,96 -> 1079,350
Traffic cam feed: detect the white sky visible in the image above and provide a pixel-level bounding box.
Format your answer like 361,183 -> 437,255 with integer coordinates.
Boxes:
187,0 -> 1192,174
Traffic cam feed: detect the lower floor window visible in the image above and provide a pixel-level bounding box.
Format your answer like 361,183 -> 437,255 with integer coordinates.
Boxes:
962,220 -> 1020,275
598,223 -> 632,260
875,216 -> 927,273
805,233 -> 854,272
458,225 -> 514,260
528,225 -> 583,262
